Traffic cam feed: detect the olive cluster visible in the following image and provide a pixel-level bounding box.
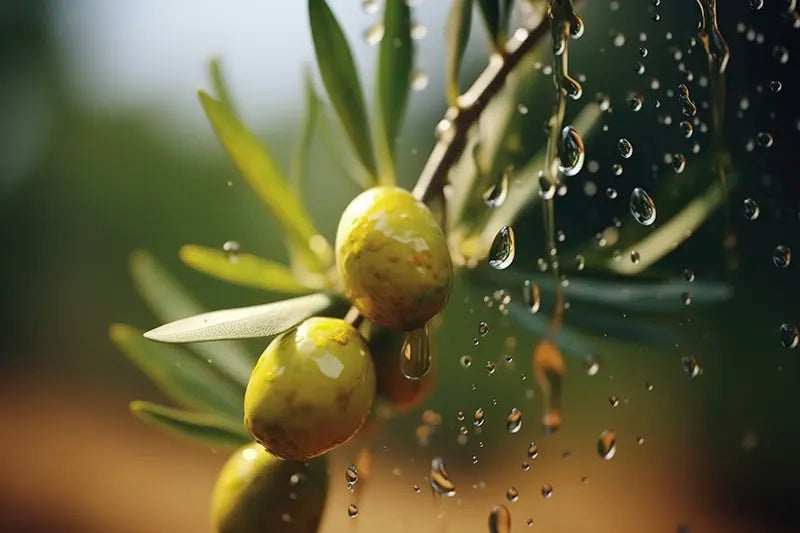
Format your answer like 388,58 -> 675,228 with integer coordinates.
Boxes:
211,186 -> 452,532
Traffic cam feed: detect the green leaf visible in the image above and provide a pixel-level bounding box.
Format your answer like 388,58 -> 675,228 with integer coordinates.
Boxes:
308,0 -> 377,177
129,250 -> 255,386
445,0 -> 473,106
476,0 -> 513,46
130,401 -> 249,448
144,293 -> 338,343
198,90 -> 329,271
110,324 -> 243,419
290,67 -> 322,190
376,0 -> 412,182
179,245 -> 312,294
208,57 -> 236,115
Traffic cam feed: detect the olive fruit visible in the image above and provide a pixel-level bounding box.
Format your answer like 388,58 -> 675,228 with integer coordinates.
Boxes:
370,328 -> 435,412
210,443 -> 327,533
244,317 -> 375,460
335,186 -> 452,331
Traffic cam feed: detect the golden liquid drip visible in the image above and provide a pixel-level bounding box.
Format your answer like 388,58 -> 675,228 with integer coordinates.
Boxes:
533,340 -> 565,433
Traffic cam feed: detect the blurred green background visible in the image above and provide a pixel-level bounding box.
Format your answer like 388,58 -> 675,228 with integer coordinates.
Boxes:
1,1 -> 799,532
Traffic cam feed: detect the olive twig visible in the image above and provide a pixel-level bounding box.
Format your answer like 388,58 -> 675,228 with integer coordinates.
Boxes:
411,19 -> 550,203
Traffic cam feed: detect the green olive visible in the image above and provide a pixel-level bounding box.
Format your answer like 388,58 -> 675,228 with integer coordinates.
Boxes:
244,317 -> 375,460
335,186 -> 453,331
210,443 -> 327,533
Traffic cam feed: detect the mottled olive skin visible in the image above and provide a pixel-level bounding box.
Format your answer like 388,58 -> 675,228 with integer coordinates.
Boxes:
210,443 -> 328,533
336,186 -> 453,331
244,317 -> 375,460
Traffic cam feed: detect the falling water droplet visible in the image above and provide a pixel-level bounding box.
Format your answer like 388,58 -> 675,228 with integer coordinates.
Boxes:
506,487 -> 520,502
597,430 -> 617,460
478,321 -> 490,337
223,240 -> 240,262
684,268 -> 696,283
474,408 -> 486,427
743,198 -> 760,220
488,504 -> 511,533
489,226 -> 516,269
539,174 -> 556,199
528,441 -> 540,459
345,465 -> 358,485
430,457 -> 456,496
609,395 -> 620,407
558,126 -> 585,176
630,250 -> 641,264
348,504 -> 359,518
756,131 -> 774,148
541,484 -> 553,499
460,355 -> 472,368
680,121 -> 694,138
682,356 -> 703,378
506,408 -> 523,434
361,0 -> 379,15
630,187 -> 657,225
772,245 -> 791,269
411,70 -> 429,91
618,138 -> 634,159
484,170 -> 510,207
678,83 -> 697,117
672,153 -> 687,173
575,254 -> 586,271
523,280 -> 541,314
401,325 -> 431,379
779,323 -> 799,348
628,93 -> 643,111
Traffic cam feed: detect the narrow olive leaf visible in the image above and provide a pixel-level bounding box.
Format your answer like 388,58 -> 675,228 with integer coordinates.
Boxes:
209,57 -> 236,115
129,250 -> 255,386
130,400 -> 249,448
476,0 -> 512,46
309,0 -> 377,177
290,67 -> 321,190
317,104 -> 375,189
376,0 -> 412,181
445,0 -> 473,106
111,324 -> 243,419
198,91 -> 327,271
179,245 -> 311,294
476,0 -> 500,43
144,293 -> 335,343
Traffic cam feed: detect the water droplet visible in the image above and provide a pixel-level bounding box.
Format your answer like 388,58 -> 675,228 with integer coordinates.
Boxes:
401,325 -> 431,379
630,250 -> 641,264
488,504 -> 511,533
770,80 -> 783,93
474,408 -> 486,426
539,174 -> 556,199
756,131 -> 774,148
618,138 -> 634,159
478,321 -> 490,337
527,442 -> 540,459
749,0 -> 764,9
585,356 -> 600,376
678,83 -> 697,117
484,170 -> 510,207
672,153 -> 686,173
222,240 -> 240,261
682,356 -> 703,378
612,163 -> 623,176
773,45 -> 789,64
597,429 -> 617,460
637,436 -> 646,445
489,226 -> 516,269
628,93 -> 643,112
743,198 -> 760,220
410,23 -> 427,40
523,280 -> 541,314
606,187 -> 618,199
364,22 -> 384,46
541,484 -> 553,499
460,355 -> 472,368
780,323 -> 799,348
772,245 -> 791,269
345,465 -> 358,485
575,254 -> 586,271
348,504 -> 359,518
430,457 -> 456,496
558,126 -> 585,176
361,0 -> 379,15
411,70 -> 429,91
680,121 -> 694,138
486,361 -> 496,374
684,268 -> 696,283
521,461 -> 530,471
506,486 -> 519,502
506,408 -> 523,434
630,187 -> 657,225
609,395 -> 620,407
682,292 -> 692,306
646,382 -> 654,391
413,484 -> 421,493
